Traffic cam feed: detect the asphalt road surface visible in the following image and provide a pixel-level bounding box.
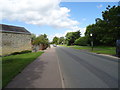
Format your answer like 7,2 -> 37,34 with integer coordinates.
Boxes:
56,46 -> 119,88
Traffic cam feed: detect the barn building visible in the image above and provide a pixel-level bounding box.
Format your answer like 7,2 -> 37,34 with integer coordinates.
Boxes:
0,24 -> 32,56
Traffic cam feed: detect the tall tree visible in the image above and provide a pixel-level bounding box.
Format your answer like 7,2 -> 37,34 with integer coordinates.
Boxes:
102,5 -> 120,40
85,5 -> 120,46
32,34 -> 49,46
31,33 -> 36,44
65,31 -> 81,45
59,37 -> 65,44
52,36 -> 59,45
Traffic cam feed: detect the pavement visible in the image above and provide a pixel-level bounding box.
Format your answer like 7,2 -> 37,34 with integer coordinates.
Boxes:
6,47 -> 62,88
56,46 -> 119,88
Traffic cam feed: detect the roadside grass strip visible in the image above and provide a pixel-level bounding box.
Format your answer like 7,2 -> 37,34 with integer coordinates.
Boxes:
60,45 -> 116,55
2,51 -> 44,88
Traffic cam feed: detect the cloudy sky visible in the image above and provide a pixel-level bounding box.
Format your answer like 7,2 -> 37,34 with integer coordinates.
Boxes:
1,0 -> 118,41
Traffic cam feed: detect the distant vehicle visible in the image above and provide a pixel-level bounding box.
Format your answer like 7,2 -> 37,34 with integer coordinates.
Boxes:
53,44 -> 57,47
116,39 -> 120,58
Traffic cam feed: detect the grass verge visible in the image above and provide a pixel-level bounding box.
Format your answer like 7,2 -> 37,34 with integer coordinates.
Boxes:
2,51 -> 44,88
59,45 -> 116,55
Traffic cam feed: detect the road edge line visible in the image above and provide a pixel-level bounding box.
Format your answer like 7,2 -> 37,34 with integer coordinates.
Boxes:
56,49 -> 65,88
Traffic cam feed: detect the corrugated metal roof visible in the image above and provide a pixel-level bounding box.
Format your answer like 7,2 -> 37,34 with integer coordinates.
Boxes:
0,24 -> 31,35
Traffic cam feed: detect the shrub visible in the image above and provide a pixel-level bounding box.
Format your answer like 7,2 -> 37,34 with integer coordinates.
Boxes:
11,50 -> 32,55
74,37 -> 88,46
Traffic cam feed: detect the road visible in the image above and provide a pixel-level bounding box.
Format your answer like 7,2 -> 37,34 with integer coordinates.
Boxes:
6,47 -> 62,88
56,46 -> 119,88
5,46 -> 119,88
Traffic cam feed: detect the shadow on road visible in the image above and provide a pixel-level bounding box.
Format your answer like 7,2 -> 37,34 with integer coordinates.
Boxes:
6,57 -> 48,88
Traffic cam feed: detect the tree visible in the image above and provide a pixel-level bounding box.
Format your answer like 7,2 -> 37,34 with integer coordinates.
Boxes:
74,36 -> 88,46
85,22 -> 108,46
59,37 -> 65,44
32,34 -> 49,46
65,31 -> 81,46
85,5 -> 120,46
102,5 -> 120,42
52,36 -> 59,45
31,34 -> 36,43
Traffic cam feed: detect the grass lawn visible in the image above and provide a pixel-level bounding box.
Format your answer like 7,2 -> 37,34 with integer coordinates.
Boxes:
2,51 -> 44,88
91,46 -> 116,55
59,45 -> 116,55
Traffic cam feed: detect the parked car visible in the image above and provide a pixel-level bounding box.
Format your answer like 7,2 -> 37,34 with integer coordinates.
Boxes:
116,39 -> 120,58
53,44 -> 57,47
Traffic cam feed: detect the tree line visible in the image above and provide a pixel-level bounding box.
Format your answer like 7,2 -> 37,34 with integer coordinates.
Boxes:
52,5 -> 120,46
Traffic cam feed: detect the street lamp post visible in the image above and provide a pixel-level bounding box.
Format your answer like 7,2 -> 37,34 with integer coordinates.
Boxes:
90,33 -> 93,51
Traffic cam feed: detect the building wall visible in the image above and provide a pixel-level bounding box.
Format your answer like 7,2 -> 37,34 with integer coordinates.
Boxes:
0,32 -> 32,56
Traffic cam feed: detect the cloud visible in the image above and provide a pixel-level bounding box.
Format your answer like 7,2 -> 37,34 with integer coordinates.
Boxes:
63,26 -> 86,37
97,4 -> 103,9
49,27 -> 86,41
1,0 -> 79,29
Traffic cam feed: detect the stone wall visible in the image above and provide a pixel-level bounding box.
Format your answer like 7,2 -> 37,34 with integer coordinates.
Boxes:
0,32 -> 32,56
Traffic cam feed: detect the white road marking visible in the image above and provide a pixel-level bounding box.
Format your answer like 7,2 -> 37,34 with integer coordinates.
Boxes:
56,50 -> 65,88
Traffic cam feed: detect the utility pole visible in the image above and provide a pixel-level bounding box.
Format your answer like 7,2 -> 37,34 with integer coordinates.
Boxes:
90,33 -> 93,51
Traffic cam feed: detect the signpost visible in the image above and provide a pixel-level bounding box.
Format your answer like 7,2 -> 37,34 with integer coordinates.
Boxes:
90,33 -> 93,51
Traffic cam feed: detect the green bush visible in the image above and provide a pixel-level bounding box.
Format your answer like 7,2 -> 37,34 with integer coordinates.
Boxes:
75,37 -> 88,46
11,50 -> 32,55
